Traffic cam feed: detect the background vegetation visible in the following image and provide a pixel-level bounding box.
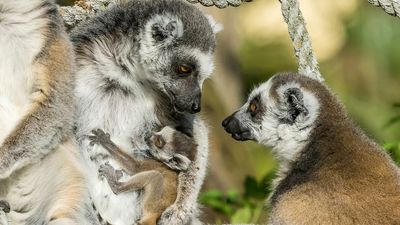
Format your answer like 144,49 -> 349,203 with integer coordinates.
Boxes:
58,0 -> 400,223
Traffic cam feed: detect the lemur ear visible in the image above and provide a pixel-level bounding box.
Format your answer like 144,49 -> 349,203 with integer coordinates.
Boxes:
167,154 -> 191,171
206,15 -> 223,34
284,87 -> 309,123
151,20 -> 181,42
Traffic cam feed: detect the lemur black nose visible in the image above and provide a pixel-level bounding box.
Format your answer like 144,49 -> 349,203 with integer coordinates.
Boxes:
222,115 -> 241,133
191,102 -> 201,113
222,114 -> 253,141
191,94 -> 201,113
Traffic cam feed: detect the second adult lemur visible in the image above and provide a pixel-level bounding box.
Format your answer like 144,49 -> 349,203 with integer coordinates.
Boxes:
71,0 -> 220,224
88,127 -> 196,225
222,72 -> 400,225
0,0 -> 91,224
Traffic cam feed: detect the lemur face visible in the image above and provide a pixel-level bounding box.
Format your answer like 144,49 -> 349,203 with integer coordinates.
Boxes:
222,73 -> 321,161
139,13 -> 219,114
147,126 -> 195,171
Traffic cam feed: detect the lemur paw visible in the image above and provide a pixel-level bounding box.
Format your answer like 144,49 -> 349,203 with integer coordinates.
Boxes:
98,163 -> 123,194
88,129 -> 111,146
98,163 -> 115,179
0,200 -> 10,225
0,201 -> 10,214
158,205 -> 190,225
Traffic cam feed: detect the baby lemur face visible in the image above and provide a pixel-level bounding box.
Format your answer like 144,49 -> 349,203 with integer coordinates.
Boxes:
147,126 -> 196,171
222,73 -> 322,162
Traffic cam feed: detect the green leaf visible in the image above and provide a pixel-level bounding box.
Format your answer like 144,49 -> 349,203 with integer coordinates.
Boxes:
244,176 -> 265,199
261,171 -> 276,196
199,190 -> 235,216
231,206 -> 252,224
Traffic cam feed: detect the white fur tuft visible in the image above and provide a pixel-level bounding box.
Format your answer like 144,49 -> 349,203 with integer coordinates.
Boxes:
205,15 -> 223,34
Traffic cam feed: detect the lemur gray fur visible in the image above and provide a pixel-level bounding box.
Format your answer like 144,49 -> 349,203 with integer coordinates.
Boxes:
88,127 -> 197,225
70,0 -> 220,224
0,0 -> 93,224
222,72 -> 400,225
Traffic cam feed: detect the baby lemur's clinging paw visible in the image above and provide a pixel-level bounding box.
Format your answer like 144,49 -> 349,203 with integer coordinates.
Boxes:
99,163 -> 123,194
0,200 -> 10,214
88,129 -> 112,146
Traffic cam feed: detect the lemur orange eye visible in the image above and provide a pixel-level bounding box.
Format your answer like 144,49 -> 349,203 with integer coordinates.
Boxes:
249,103 -> 257,113
154,136 -> 165,148
177,65 -> 192,75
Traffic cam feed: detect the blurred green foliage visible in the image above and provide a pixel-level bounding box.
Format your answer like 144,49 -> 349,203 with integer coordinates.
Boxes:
200,172 -> 274,224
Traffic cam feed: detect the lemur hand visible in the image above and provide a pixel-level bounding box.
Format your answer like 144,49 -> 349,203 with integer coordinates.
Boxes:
158,204 -> 193,225
0,200 -> 10,225
88,129 -> 111,147
98,163 -> 123,195
0,201 -> 10,214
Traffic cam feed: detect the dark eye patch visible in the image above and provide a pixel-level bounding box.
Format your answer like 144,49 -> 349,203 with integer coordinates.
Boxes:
171,55 -> 197,78
247,94 -> 265,122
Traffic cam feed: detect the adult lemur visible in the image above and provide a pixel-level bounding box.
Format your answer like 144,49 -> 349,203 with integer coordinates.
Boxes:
222,72 -> 400,225
71,0 -> 219,224
0,0 -> 90,224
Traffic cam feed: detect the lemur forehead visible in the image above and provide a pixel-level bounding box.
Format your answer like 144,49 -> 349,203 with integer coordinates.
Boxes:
189,48 -> 214,78
157,126 -> 176,140
249,78 -> 274,102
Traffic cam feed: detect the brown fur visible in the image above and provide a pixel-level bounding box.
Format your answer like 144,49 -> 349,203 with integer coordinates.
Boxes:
269,74 -> 400,225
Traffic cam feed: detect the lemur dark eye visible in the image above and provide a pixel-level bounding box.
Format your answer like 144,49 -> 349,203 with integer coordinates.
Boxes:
177,64 -> 192,75
154,136 -> 165,148
250,103 -> 257,113
248,102 -> 258,116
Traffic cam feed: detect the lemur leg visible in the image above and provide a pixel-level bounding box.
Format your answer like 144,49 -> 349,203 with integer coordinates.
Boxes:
98,164 -> 165,225
140,172 -> 165,225
0,38 -> 74,179
158,119 -> 208,225
137,213 -> 158,225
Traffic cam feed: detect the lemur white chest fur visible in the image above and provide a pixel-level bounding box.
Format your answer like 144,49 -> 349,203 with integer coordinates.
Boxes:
0,0 -> 46,144
75,66 -> 159,224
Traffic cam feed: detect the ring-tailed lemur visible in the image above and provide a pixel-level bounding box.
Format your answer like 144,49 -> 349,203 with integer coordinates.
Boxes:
71,0 -> 220,224
0,0 -> 94,224
222,72 -> 400,225
88,127 -> 197,225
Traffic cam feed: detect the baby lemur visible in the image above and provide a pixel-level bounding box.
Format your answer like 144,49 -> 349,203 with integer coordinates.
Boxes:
88,127 -> 197,225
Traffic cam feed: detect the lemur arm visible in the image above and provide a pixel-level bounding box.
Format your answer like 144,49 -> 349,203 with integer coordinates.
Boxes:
89,129 -> 151,174
0,35 -> 74,179
159,118 -> 209,225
